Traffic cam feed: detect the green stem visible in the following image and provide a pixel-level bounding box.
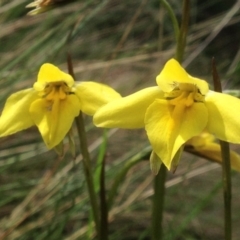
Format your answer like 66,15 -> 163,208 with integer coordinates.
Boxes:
67,54 -> 100,237
220,141 -> 232,240
161,0 -> 179,43
99,155 -> 108,240
75,113 -> 100,237
151,165 -> 167,240
212,58 -> 232,240
175,0 -> 190,62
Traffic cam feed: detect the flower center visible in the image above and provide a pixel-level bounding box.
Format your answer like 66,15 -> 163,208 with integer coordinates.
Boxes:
165,83 -> 204,107
43,82 -> 72,101
162,83 -> 205,144
39,82 -> 74,112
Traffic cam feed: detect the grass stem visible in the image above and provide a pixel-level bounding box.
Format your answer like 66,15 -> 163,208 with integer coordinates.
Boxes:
175,0 -> 190,62
108,145 -> 151,210
161,0 -> 179,43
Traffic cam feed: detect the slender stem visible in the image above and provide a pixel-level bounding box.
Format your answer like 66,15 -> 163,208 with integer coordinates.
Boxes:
99,155 -> 108,240
175,0 -> 190,62
220,141 -> 232,239
151,165 -> 167,240
94,130 -> 108,239
75,113 -> 100,237
161,0 -> 179,43
67,54 -> 100,237
212,58 -> 232,240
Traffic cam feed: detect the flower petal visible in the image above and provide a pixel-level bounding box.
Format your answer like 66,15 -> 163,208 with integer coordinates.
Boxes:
94,86 -> 163,128
198,143 -> 240,172
34,63 -> 74,90
29,95 -> 81,148
186,133 -> 240,172
156,59 -> 208,94
75,81 -> 121,116
205,91 -> 240,143
145,99 -> 208,169
0,89 -> 38,136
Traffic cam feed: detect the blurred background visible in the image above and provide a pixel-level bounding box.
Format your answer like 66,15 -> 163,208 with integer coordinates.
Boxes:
1,0 -> 240,239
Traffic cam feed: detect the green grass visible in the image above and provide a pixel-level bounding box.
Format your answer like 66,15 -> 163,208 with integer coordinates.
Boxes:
1,0 -> 240,239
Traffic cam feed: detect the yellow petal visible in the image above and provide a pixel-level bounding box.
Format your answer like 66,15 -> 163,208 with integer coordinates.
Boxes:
0,89 -> 38,136
94,86 -> 163,128
34,63 -> 74,90
205,91 -> 240,143
186,132 -> 215,147
145,99 -> 208,169
75,81 -> 121,116
156,59 -> 208,94
200,143 -> 240,172
29,95 -> 81,148
186,134 -> 240,172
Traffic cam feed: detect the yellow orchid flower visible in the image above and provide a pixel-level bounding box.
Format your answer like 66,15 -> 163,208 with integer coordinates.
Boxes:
94,58 -> 240,170
186,132 -> 240,172
26,0 -> 70,15
26,0 -> 54,15
0,63 -> 121,149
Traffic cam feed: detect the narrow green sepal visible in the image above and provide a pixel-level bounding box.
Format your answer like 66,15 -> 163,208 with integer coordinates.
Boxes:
170,145 -> 184,173
150,151 -> 162,175
54,141 -> 65,157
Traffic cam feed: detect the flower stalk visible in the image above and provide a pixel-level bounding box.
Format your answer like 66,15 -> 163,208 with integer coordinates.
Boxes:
99,154 -> 108,240
67,55 -> 100,237
75,112 -> 100,237
212,58 -> 232,240
151,164 -> 167,240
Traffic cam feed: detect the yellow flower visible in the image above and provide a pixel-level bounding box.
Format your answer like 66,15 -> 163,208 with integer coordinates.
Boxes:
94,58 -> 240,170
26,0 -> 70,15
0,63 -> 121,149
186,132 -> 240,172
